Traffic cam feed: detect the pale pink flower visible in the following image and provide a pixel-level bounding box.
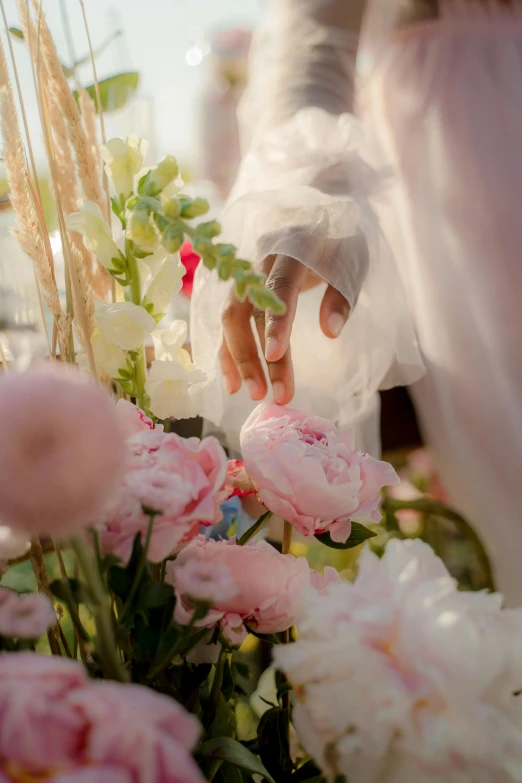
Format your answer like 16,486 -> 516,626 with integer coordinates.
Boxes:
274,539 -> 522,783
174,560 -> 238,604
96,430 -> 228,563
224,460 -> 255,499
240,403 -> 399,543
168,535 -> 339,647
0,365 -> 125,537
0,652 -> 204,783
0,588 -> 56,638
115,399 -> 155,438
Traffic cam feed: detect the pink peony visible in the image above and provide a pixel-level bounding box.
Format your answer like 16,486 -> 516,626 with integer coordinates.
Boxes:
0,652 -> 204,782
0,364 -> 125,537
240,403 -> 400,543
0,588 -> 56,639
168,535 -> 339,647
96,430 -> 228,563
115,399 -> 155,438
174,559 -> 238,604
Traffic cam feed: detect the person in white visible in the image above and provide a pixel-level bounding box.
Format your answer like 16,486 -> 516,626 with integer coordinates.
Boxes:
191,0 -> 522,604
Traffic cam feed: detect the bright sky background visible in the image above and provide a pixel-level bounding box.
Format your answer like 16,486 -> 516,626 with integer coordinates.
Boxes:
1,0 -> 263,170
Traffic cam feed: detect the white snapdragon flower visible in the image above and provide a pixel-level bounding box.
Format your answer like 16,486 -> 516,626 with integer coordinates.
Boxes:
77,329 -> 131,379
101,136 -> 148,199
151,320 -> 188,362
274,539 -> 522,783
66,201 -> 122,273
142,255 -> 184,321
145,357 -> 205,420
95,301 -> 155,352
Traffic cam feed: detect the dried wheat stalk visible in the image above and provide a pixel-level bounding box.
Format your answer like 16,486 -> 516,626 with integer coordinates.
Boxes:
29,0 -> 104,213
0,39 -> 70,358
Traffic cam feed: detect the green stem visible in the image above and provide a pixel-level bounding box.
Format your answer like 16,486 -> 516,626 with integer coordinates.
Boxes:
209,648 -> 229,706
237,511 -> 272,546
70,536 -> 128,682
383,497 -> 495,592
120,514 -> 156,623
159,559 -> 167,582
126,239 -> 148,410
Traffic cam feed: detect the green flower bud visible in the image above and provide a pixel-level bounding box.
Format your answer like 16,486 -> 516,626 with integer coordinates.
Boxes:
161,225 -> 184,254
127,208 -> 159,253
162,197 -> 181,219
142,155 -> 179,196
196,220 -> 221,238
180,197 -> 210,219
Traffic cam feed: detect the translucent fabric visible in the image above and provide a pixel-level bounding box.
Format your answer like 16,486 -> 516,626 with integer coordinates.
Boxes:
362,0 -> 522,604
191,0 -> 423,454
192,0 -> 522,602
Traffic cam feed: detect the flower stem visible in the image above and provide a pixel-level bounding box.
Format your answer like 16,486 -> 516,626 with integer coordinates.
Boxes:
120,513 -> 156,623
28,538 -> 62,656
126,239 -> 147,410
70,536 -> 129,682
281,521 -> 293,709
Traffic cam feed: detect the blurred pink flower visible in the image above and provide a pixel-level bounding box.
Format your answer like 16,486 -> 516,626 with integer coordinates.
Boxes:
0,652 -> 204,783
0,588 -> 56,639
168,535 -> 339,647
96,430 -> 228,563
115,399 -> 155,438
240,403 -> 399,543
0,364 -> 125,537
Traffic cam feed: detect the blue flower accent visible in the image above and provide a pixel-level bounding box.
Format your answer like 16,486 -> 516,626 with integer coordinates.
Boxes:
201,496 -> 255,541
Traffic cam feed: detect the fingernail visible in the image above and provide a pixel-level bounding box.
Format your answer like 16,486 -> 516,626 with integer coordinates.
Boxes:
223,376 -> 234,395
265,337 -> 279,361
273,381 -> 285,404
246,379 -> 261,399
328,312 -> 346,338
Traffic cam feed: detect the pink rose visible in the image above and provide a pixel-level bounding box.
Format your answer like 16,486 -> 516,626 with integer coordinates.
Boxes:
96,430 -> 228,563
0,364 -> 125,537
240,403 -> 399,543
0,588 -> 56,639
0,652 -> 204,782
168,535 -> 339,647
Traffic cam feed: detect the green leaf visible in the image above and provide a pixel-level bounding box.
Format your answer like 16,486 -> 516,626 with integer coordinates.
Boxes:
257,707 -> 293,780
8,27 -> 24,41
208,692 -> 236,739
237,511 -> 272,546
315,521 -> 377,550
135,581 -> 174,610
73,72 -> 140,114
197,737 -> 276,783
214,762 -> 246,783
50,577 -> 89,604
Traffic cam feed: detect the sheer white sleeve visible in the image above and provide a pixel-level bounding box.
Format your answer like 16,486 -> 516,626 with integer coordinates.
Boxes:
191,0 -> 424,449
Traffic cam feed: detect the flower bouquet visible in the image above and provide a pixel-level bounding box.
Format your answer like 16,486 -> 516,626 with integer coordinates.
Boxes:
0,3 -> 521,783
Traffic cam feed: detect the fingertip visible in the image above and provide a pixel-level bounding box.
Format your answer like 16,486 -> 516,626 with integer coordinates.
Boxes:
264,336 -> 280,362
326,312 -> 346,339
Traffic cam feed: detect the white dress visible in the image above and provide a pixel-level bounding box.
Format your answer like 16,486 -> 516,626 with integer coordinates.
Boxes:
191,0 -> 522,604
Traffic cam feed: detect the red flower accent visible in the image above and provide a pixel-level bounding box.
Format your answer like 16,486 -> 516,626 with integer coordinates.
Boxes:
180,242 -> 201,300
224,460 -> 255,499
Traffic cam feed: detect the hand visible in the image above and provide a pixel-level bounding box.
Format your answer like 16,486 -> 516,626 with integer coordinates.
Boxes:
220,254 -> 350,405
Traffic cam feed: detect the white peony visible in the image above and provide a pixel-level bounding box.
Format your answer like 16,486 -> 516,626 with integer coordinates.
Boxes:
142,255 -> 184,321
145,358 -> 205,420
101,136 -> 148,199
95,301 -> 155,352
66,201 -> 122,273
274,538 -> 522,783
0,525 -> 30,562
